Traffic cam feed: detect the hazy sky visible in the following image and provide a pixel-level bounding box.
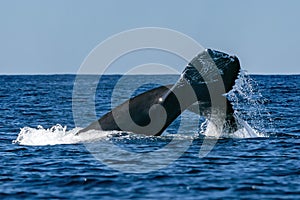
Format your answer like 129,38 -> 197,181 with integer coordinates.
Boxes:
1,0 -> 299,74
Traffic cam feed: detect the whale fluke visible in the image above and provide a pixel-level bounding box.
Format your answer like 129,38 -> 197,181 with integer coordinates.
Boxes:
77,49 -> 240,136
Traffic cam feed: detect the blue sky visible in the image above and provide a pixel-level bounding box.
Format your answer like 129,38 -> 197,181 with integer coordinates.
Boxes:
1,0 -> 299,74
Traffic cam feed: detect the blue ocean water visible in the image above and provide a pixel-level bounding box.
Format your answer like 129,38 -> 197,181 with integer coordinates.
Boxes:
0,74 -> 299,199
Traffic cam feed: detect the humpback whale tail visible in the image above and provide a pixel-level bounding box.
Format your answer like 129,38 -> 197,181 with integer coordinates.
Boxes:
77,49 -> 241,136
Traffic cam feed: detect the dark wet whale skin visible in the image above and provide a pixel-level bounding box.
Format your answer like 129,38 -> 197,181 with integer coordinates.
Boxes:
77,49 -> 241,135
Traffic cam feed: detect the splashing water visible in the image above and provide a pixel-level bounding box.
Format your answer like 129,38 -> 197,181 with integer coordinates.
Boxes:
224,70 -> 271,137
199,116 -> 265,139
13,71 -> 270,146
197,70 -> 271,139
12,124 -> 120,146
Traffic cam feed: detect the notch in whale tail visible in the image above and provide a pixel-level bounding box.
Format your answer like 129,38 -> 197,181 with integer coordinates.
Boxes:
77,49 -> 240,136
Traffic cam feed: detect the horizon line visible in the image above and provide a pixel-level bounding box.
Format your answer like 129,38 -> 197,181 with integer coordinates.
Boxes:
0,72 -> 299,76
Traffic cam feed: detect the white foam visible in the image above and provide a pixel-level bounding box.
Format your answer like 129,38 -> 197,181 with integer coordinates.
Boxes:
13,116 -> 266,146
200,116 -> 266,139
12,124 -> 116,146
229,116 -> 266,138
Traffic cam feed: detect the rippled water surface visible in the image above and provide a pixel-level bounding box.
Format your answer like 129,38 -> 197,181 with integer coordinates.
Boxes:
0,74 -> 299,199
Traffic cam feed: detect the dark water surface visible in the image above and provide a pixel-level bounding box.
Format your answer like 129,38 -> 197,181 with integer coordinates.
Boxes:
0,75 -> 299,199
